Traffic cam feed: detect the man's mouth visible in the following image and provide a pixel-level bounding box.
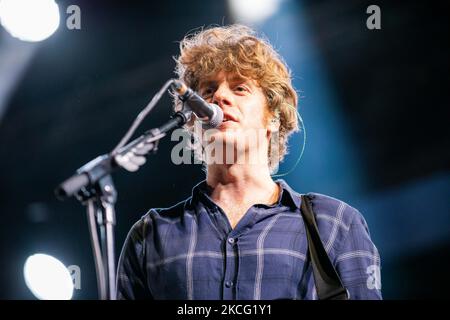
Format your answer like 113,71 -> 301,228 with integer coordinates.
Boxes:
222,114 -> 237,122
217,118 -> 237,129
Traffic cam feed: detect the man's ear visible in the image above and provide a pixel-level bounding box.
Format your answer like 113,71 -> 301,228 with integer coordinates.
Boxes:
268,116 -> 280,133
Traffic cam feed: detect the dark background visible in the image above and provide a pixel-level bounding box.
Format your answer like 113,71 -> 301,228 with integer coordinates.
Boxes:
0,0 -> 448,299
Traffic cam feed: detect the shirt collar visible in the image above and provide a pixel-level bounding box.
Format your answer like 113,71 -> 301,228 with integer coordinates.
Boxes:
274,179 -> 302,209
190,180 -> 215,209
190,178 -> 301,209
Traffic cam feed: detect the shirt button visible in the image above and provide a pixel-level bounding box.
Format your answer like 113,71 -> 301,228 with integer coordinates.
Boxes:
225,281 -> 233,288
227,238 -> 235,244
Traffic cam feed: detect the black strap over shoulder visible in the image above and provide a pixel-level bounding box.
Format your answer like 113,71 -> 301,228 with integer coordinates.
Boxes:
300,194 -> 349,300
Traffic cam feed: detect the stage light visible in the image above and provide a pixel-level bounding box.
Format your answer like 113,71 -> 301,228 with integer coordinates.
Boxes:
0,0 -> 60,42
228,0 -> 282,25
24,253 -> 73,300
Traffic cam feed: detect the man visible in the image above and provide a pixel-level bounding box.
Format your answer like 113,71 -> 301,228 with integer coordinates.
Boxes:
116,24 -> 382,300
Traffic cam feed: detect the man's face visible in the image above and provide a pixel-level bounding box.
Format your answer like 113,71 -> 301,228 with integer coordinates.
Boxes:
193,71 -> 275,166
195,71 -> 273,164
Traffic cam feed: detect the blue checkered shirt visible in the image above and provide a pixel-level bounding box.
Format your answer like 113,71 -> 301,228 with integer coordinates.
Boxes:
116,179 -> 382,300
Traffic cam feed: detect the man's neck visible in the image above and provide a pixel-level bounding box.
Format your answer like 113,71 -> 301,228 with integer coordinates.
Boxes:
206,163 -> 278,206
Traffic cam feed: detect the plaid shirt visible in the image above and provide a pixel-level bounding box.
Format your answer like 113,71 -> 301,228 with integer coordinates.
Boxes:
117,179 -> 382,300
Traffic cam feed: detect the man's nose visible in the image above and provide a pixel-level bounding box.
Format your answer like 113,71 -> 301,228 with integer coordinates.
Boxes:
212,85 -> 233,108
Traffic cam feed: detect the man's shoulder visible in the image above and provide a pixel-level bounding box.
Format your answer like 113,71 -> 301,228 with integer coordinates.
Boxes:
122,197 -> 193,245
139,196 -> 193,225
305,192 -> 368,243
308,192 -> 363,219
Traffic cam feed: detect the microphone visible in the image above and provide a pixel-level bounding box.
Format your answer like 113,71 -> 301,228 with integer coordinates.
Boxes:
171,80 -> 223,129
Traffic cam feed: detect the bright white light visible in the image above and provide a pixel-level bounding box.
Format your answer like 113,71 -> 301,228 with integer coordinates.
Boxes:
0,0 -> 60,42
228,0 -> 283,25
24,253 -> 73,300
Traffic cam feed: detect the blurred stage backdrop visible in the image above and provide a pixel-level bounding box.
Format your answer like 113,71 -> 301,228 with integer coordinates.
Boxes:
0,0 -> 448,299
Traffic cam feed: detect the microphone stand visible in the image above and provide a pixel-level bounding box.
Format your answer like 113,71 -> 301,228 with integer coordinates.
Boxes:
56,88 -> 193,299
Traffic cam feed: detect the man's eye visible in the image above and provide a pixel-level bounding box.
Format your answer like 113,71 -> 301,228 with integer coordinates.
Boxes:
235,86 -> 247,92
201,88 -> 214,97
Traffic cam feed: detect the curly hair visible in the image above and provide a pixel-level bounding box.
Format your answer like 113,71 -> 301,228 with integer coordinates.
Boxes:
174,24 -> 299,171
